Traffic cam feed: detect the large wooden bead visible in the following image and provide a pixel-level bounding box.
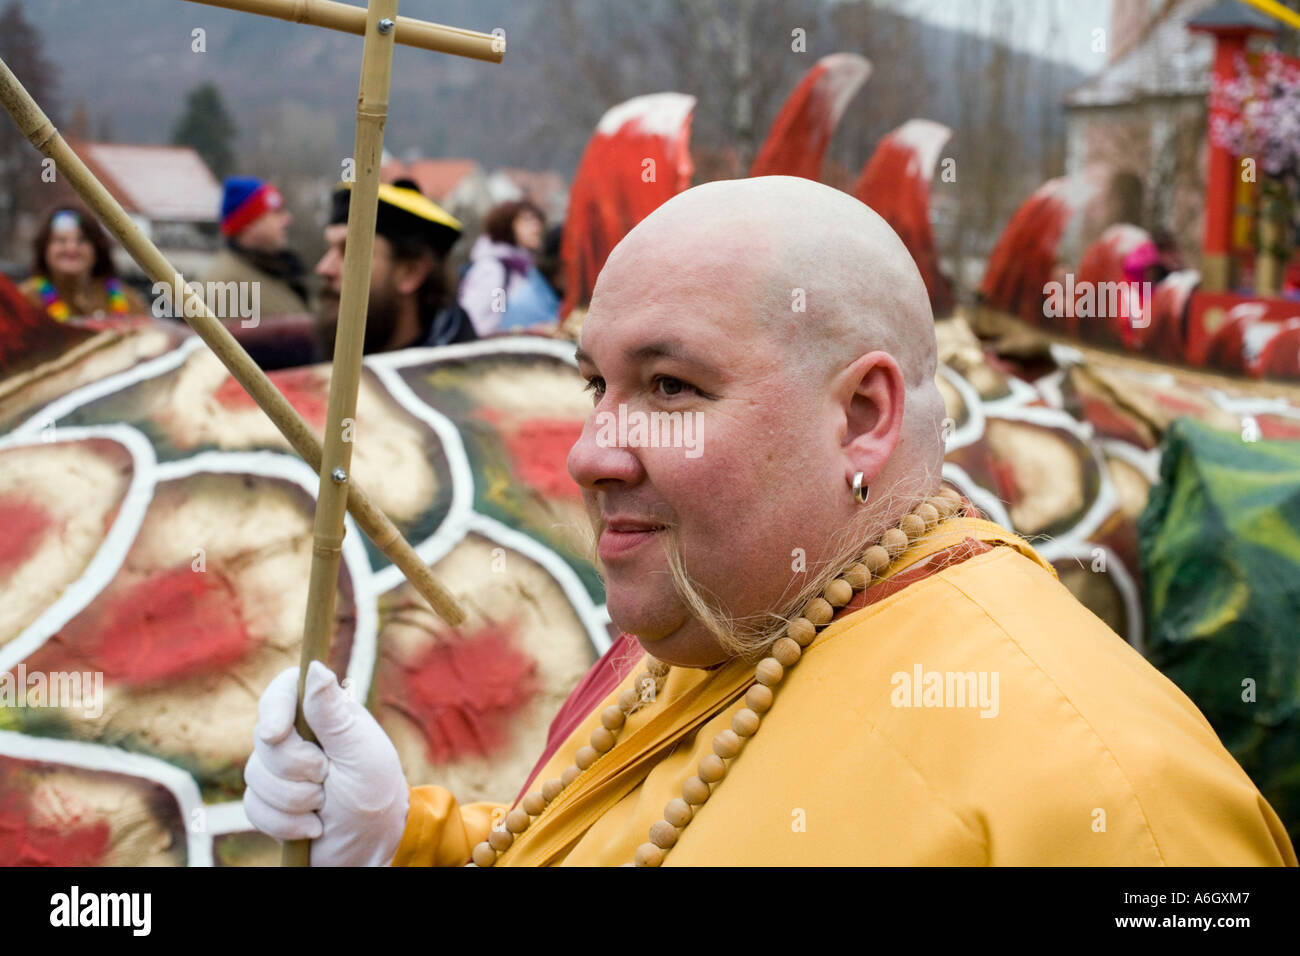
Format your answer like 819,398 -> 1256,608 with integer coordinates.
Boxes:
590,726 -> 615,753
732,708 -> 761,737
541,778 -> 564,802
561,764 -> 582,787
646,656 -> 672,677
900,513 -> 925,540
664,797 -> 693,828
635,842 -> 664,867
914,502 -> 939,530
575,745 -> 599,770
937,486 -> 962,501
618,688 -> 639,713
698,754 -> 727,783
786,617 -> 817,647
682,776 -> 712,805
824,578 -> 853,607
713,729 -> 742,759
842,562 -> 871,589
803,597 -> 833,626
505,808 -> 531,834
771,636 -> 802,667
881,527 -> 909,558
601,705 -> 625,731
471,842 -> 497,867
649,820 -> 680,849
521,792 -> 546,816
746,684 -> 774,713
489,827 -> 514,851
930,495 -> 957,518
755,657 -> 784,687
863,545 -> 891,573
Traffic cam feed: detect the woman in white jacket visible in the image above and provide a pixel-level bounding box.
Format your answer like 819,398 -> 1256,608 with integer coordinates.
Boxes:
458,199 -> 560,336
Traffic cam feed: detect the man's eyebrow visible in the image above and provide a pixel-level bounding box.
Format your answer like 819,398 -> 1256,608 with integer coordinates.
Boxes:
628,341 -> 714,368
573,341 -> 716,370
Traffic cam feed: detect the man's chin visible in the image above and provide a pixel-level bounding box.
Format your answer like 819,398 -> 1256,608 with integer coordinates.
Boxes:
605,584 -> 683,644
607,593 -> 730,668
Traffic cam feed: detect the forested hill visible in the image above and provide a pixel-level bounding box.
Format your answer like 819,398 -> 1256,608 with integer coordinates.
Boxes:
32,0 -> 1084,180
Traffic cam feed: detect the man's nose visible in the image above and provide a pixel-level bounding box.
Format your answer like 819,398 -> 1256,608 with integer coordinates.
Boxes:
315,249 -> 338,279
567,408 -> 644,490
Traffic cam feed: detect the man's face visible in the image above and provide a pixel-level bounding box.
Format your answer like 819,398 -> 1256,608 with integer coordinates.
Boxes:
314,223 -> 401,354
239,208 -> 293,254
567,230 -> 850,667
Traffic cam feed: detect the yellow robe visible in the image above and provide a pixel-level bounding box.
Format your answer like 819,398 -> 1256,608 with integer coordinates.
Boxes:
393,517 -> 1297,866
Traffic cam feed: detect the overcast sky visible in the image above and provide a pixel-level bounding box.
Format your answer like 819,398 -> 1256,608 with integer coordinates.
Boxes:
886,0 -> 1114,71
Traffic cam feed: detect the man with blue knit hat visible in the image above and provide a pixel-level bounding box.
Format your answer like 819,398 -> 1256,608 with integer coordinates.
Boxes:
204,176 -> 310,318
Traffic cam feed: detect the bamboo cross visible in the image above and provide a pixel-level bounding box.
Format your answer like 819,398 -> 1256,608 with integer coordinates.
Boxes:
0,0 -> 505,867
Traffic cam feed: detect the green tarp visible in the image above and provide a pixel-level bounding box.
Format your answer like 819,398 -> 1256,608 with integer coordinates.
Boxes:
1140,418 -> 1300,844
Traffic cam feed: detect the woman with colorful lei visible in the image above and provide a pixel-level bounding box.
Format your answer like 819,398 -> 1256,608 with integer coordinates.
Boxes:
19,205 -> 147,322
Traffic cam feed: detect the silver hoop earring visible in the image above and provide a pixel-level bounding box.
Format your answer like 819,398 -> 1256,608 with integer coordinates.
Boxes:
851,472 -> 869,505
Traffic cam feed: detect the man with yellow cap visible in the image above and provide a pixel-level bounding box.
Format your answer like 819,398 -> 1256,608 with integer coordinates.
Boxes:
315,178 -> 475,357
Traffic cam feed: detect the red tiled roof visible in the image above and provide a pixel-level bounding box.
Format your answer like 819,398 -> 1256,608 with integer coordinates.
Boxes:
381,158 -> 479,201
70,140 -> 222,222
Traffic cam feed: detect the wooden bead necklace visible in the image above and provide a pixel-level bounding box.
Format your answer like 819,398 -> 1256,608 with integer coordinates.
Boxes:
470,487 -> 966,867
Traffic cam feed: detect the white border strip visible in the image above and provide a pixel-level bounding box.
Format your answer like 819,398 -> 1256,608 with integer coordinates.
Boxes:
11,335 -> 205,439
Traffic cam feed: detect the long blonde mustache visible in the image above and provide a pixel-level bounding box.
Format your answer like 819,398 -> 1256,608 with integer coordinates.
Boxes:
570,481 -> 941,661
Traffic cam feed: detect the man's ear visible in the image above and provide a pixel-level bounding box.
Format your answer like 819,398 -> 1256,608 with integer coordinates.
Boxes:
839,351 -> 906,484
393,252 -> 435,296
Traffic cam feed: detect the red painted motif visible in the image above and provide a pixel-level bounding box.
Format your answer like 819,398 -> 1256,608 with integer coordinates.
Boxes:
380,621 -> 539,765
214,368 -> 328,429
29,566 -> 251,687
0,757 -> 111,866
0,492 -> 55,577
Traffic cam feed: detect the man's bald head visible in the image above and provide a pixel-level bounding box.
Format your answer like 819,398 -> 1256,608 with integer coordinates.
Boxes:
599,176 -> 936,383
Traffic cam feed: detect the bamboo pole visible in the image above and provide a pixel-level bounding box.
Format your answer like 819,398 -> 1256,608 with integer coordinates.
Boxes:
283,0 -> 401,867
179,0 -> 504,62
0,55 -> 465,629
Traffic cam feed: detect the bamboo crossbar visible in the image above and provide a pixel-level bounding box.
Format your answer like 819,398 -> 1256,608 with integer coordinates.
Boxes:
179,0 -> 505,62
0,55 -> 466,631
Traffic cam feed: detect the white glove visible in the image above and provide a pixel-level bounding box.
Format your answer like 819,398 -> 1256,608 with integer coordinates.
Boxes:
243,662 -> 410,866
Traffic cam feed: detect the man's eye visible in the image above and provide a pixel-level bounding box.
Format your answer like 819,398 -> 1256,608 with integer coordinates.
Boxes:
583,376 -> 606,400
654,376 -> 698,397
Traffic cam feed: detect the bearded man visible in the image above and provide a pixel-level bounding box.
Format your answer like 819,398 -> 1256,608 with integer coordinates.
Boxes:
245,176 -> 1296,867
315,179 -> 476,357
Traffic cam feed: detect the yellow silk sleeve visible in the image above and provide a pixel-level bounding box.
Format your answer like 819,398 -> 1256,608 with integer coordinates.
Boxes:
389,786 -> 506,867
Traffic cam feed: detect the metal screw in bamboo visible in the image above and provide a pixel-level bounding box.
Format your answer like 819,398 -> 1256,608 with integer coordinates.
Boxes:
179,0 -> 505,61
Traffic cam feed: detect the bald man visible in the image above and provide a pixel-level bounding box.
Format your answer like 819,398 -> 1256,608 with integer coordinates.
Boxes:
244,177 -> 1295,867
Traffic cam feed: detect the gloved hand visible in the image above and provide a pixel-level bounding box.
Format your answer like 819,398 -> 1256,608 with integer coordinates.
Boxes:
243,661 -> 410,866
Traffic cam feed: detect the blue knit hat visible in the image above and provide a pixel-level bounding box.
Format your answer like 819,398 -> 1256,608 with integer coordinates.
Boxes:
220,176 -> 284,236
